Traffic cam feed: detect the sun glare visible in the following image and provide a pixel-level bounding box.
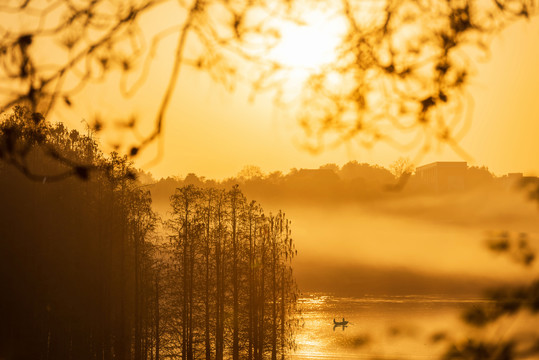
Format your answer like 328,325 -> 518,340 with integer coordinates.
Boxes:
271,10 -> 344,71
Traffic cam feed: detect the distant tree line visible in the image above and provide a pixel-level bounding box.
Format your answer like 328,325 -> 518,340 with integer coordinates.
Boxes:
0,107 -> 299,360
148,162 -> 503,209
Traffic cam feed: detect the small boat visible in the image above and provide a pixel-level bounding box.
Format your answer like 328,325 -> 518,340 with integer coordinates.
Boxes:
333,318 -> 349,326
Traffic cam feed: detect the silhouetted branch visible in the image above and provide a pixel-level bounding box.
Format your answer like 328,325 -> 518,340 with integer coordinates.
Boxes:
295,0 -> 537,157
1,0 -> 538,181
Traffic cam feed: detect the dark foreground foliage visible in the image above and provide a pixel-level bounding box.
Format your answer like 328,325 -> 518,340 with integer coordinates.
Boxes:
0,108 -> 159,359
0,109 -> 299,360
436,232 -> 539,360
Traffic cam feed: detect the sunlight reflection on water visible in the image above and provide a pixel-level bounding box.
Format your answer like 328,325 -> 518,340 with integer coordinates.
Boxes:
291,293 -> 489,360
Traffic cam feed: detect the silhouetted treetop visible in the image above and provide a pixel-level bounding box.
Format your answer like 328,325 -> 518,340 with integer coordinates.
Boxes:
0,106 -> 99,181
0,105 -> 142,182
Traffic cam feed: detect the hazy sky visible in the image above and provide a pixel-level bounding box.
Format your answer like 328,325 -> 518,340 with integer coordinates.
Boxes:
45,4 -> 539,179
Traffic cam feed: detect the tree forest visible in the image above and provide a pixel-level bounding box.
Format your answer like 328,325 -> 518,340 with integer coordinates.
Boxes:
0,107 -> 299,360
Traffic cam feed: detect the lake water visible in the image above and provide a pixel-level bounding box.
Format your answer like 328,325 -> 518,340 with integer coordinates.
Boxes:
291,293 -> 488,360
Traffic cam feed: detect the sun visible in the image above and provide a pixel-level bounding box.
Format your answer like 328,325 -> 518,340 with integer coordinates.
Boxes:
270,10 -> 345,72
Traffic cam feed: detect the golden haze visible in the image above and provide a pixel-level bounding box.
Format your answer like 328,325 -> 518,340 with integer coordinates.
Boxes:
9,2 -> 539,179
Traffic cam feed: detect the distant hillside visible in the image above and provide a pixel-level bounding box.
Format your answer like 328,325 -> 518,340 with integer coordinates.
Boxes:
147,161 -> 515,215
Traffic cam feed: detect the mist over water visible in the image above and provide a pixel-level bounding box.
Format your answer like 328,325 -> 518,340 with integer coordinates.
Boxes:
152,177 -> 539,296
268,188 -> 539,296
147,169 -> 539,359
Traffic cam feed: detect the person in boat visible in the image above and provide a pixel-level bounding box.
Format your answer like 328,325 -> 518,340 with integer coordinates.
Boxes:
333,318 -> 348,326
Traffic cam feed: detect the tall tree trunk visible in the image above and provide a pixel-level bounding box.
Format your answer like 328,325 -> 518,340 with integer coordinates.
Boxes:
188,236 -> 194,360
258,226 -> 266,360
271,218 -> 277,360
118,181 -> 128,360
248,205 -> 254,360
280,265 -> 286,360
280,218 -> 289,360
155,271 -> 160,360
205,194 -> 212,360
231,188 -> 239,360
182,196 -> 189,360
135,217 -> 142,360
215,199 -> 224,360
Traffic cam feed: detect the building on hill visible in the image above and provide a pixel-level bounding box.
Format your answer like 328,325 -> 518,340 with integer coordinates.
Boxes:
497,172 -> 524,190
415,161 -> 467,192
290,168 -> 340,182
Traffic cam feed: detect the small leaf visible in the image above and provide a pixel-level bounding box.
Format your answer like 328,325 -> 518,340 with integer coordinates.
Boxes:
429,331 -> 447,343
4,127 -> 15,152
421,96 -> 436,112
32,112 -> 44,124
75,166 -> 89,180
462,306 -> 492,327
439,91 -> 448,102
126,169 -> 137,180
92,117 -> 103,132
436,61 -> 450,75
384,64 -> 395,73
18,34 -> 32,48
487,238 -> 509,252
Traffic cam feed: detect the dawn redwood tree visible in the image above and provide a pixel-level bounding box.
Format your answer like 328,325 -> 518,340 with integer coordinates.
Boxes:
257,218 -> 268,360
246,200 -> 263,360
0,110 -> 160,360
203,188 -> 215,360
229,184 -> 242,360
168,184 -> 199,360
165,185 -> 299,360
0,108 -> 301,360
215,189 -> 226,360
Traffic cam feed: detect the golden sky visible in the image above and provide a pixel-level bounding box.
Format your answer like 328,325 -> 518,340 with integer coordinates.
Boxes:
7,1 -> 539,180
135,14 -> 539,179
